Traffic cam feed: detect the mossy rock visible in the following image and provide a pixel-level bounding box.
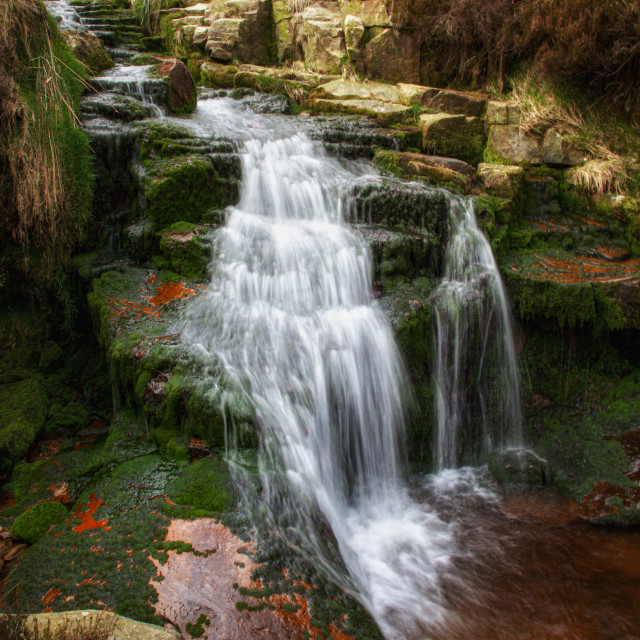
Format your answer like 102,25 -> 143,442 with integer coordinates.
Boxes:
158,222 -> 211,280
0,380 -> 49,472
420,113 -> 486,166
11,501 -> 68,545
38,341 -> 63,371
166,456 -> 233,514
61,30 -> 115,75
46,401 -> 90,433
144,155 -> 238,229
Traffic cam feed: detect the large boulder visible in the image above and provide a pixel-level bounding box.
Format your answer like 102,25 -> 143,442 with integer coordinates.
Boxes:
205,0 -> 274,65
477,163 -> 525,200
290,5 -> 345,74
375,150 -> 475,192
420,113 -> 486,166
361,28 -> 421,84
486,100 -> 521,125
61,30 -> 114,75
542,129 -> 587,166
425,89 -> 486,117
156,58 -> 197,114
0,379 -> 48,473
488,124 -> 543,164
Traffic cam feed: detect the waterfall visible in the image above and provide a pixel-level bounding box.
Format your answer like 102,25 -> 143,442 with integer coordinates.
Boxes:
432,195 -> 523,469
183,98 -> 523,639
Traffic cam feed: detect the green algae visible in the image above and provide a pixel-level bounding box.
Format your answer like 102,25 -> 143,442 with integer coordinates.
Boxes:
11,500 -> 68,545
0,379 -> 49,472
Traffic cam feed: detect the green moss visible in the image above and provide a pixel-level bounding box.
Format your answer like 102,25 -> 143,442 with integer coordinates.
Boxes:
504,269 -> 596,328
0,379 -> 49,473
158,222 -> 210,280
144,155 -> 235,228
165,457 -> 233,514
10,501 -> 68,545
46,401 -> 90,434
38,341 -> 63,371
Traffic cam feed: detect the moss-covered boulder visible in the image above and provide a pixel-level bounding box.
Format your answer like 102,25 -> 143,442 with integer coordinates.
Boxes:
375,150 -> 475,193
420,113 -> 486,166
200,61 -> 238,88
143,154 -> 238,229
0,379 -> 48,472
10,500 -> 68,545
424,89 -> 486,117
158,222 -> 211,280
61,30 -> 115,75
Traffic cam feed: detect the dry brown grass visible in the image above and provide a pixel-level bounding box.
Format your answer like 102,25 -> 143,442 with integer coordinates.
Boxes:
0,0 -> 89,270
508,71 -> 637,195
0,612 -> 116,640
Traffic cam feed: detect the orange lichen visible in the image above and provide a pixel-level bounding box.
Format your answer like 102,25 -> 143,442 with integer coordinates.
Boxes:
144,281 -> 196,307
41,588 -> 61,607
47,482 -> 71,502
71,494 -> 111,533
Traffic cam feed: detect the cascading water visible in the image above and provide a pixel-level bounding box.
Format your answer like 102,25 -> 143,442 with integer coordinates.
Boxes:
184,100 -> 460,639
432,195 -> 523,469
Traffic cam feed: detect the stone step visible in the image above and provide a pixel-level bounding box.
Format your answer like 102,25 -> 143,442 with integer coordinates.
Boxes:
306,98 -> 413,126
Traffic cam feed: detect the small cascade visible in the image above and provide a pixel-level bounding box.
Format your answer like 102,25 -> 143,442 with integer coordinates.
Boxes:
432,195 -> 523,469
92,66 -> 168,118
46,0 -> 86,30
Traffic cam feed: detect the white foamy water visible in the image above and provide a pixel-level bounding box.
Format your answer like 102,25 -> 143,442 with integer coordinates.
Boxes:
183,99 -> 517,639
45,0 -> 86,31
432,195 -> 523,469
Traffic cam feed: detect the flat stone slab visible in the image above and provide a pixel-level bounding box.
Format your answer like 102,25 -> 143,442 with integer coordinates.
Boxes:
425,89 -> 486,117
315,78 -> 438,106
309,98 -> 412,125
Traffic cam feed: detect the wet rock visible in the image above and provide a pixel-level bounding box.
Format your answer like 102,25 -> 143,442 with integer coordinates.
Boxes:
488,124 -> 542,164
156,58 -> 197,114
478,162 -> 525,200
490,449 -> 553,485
543,129 -> 587,167
486,101 -> 521,125
425,89 -> 487,117
18,611 -> 180,640
61,30 -> 115,75
420,113 -> 486,166
374,150 -> 475,192
308,98 -> 412,125
158,222 -> 212,280
0,379 -> 48,473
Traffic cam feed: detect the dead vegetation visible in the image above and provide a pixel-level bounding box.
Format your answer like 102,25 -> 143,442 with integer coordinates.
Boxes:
0,0 -> 91,273
419,0 -> 640,116
0,613 -> 116,640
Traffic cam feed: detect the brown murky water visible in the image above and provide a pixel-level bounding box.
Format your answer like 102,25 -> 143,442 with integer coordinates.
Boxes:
150,489 -> 640,640
423,488 -> 640,640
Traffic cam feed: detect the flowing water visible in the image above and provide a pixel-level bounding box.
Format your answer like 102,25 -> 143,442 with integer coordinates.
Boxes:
182,99 -> 523,639
432,195 -> 523,469
42,2 -> 640,635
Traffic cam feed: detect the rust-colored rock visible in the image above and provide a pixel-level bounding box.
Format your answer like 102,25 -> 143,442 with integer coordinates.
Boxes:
156,59 -> 196,114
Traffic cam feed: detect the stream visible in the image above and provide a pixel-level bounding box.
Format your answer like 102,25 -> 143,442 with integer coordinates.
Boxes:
45,1 -> 640,638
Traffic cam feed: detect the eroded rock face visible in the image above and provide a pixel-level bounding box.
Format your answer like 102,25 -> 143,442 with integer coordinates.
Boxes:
488,124 -> 542,165
290,5 -> 345,74
361,28 -> 421,83
205,0 -> 274,65
420,113 -> 486,166
543,129 -> 587,166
